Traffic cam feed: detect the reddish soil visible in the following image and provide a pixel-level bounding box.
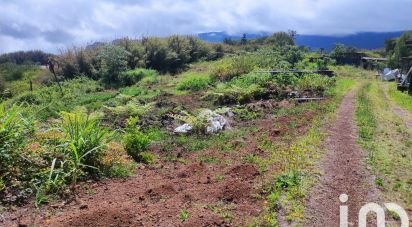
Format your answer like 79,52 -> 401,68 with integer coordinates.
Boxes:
1,100 -> 320,227
306,90 -> 378,226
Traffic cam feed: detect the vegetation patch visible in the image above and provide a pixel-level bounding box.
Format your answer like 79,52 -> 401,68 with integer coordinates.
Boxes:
356,81 -> 412,211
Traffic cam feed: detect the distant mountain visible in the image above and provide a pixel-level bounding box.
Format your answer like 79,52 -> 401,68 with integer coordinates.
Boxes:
198,31 -> 406,50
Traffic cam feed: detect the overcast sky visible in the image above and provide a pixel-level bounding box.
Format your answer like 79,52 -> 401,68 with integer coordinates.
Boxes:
0,0 -> 411,53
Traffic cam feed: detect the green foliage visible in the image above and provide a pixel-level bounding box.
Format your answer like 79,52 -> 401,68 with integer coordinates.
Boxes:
180,209 -> 189,222
0,50 -> 51,65
176,73 -> 211,91
9,77 -> 109,119
211,55 -> 256,81
60,111 -> 109,183
123,117 -> 151,161
203,83 -> 265,105
264,31 -> 295,47
295,74 -> 335,91
105,100 -> 154,119
0,103 -> 33,175
387,32 -> 412,70
387,83 -> 412,112
356,83 -> 376,141
330,43 -> 359,65
0,103 -> 35,203
211,48 -> 301,82
233,106 -> 262,121
169,110 -> 209,134
119,68 -> 158,86
106,162 -> 136,178
58,47 -> 97,80
137,152 -> 156,165
96,44 -> 129,86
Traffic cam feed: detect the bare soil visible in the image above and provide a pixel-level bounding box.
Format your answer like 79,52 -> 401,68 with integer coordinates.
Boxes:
1,100 -> 321,227
306,90 -> 378,226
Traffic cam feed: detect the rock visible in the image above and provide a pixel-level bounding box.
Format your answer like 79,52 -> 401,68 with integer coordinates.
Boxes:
174,123 -> 192,133
79,204 -> 88,210
173,109 -> 228,134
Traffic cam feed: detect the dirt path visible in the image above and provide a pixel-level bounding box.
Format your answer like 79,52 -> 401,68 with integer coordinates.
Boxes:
306,90 -> 378,226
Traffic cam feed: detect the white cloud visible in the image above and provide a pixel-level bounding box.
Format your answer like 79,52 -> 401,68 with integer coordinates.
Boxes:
0,0 -> 411,53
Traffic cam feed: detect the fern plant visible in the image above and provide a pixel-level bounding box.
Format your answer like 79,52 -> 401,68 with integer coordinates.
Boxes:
169,110 -> 209,134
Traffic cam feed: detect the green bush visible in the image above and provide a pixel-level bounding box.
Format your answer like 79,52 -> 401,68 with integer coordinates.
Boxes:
211,48 -> 297,82
119,68 -> 157,86
295,74 -> 335,91
211,56 -> 255,81
0,103 -> 33,173
123,117 -> 151,161
137,152 -> 156,165
176,73 -> 211,91
203,84 -> 265,105
0,103 -> 35,203
96,44 -> 129,86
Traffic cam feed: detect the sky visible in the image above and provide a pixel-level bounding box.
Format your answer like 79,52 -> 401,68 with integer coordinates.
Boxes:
0,0 -> 411,53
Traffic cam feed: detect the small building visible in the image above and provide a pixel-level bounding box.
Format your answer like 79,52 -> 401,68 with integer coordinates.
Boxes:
360,57 -> 388,70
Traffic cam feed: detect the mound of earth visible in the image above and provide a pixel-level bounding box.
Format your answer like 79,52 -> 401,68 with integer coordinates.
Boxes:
227,164 -> 260,180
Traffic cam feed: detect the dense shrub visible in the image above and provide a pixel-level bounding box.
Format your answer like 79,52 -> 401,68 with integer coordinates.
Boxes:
176,73 -> 211,91
0,103 -> 34,203
211,48 -> 299,82
54,36 -> 221,81
295,74 -> 335,91
264,32 -> 295,47
0,50 -> 52,65
119,68 -> 157,86
203,83 -> 265,105
211,55 -> 255,81
123,117 -> 151,161
96,45 -> 129,86
58,48 -> 97,80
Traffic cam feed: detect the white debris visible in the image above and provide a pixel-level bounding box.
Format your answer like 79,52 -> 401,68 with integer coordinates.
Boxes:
174,123 -> 193,133
206,114 -> 227,134
173,109 -> 229,134
381,68 -> 400,81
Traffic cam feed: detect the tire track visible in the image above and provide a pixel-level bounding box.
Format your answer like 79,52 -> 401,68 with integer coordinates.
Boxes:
306,89 -> 378,226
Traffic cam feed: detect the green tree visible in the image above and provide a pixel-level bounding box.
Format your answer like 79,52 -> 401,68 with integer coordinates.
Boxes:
265,32 -> 295,47
96,45 -> 129,86
167,35 -> 191,74
240,34 -> 247,45
143,37 -> 169,73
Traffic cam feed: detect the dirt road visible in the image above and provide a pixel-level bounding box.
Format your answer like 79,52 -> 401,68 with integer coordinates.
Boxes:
306,90 -> 378,226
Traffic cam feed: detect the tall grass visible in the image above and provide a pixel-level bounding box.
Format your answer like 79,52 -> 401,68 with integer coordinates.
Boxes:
355,83 -> 376,141
60,111 -> 109,184
176,73 -> 211,91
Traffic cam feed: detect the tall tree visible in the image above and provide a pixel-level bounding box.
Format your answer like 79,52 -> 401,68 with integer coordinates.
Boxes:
240,34 -> 247,45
